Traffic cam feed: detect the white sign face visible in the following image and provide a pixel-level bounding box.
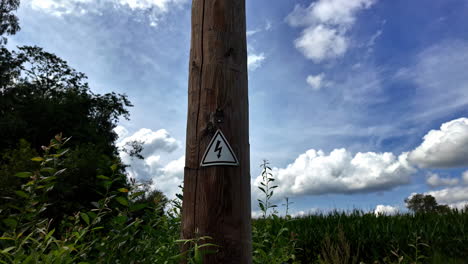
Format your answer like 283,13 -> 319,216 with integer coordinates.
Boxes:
200,129 -> 239,167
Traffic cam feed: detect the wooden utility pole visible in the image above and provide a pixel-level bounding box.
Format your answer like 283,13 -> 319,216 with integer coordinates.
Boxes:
181,0 -> 251,263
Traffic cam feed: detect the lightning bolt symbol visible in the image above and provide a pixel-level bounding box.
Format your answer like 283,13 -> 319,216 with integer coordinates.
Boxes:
214,140 -> 222,158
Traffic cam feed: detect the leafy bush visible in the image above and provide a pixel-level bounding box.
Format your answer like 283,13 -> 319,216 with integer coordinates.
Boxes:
0,134 -> 183,263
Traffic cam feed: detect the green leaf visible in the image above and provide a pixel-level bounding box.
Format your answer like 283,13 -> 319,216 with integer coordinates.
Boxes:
87,211 -> 97,220
198,243 -> 220,249
40,167 -> 56,174
96,175 -> 110,180
45,229 -> 55,241
115,196 -> 128,206
41,176 -> 57,182
53,168 -> 67,176
110,164 -> 118,172
130,203 -> 147,212
259,203 -> 265,211
194,243 -> 202,264
117,188 -> 129,193
101,181 -> 112,188
31,157 -> 44,162
15,172 -> 32,178
113,215 -> 128,225
2,219 -> 17,229
1,246 -> 15,254
15,190 -> 29,199
130,191 -> 145,199
58,148 -> 70,156
80,212 -> 90,225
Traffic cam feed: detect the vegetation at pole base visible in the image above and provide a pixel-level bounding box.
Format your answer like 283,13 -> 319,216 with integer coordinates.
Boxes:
0,134 -> 185,263
252,160 -> 301,264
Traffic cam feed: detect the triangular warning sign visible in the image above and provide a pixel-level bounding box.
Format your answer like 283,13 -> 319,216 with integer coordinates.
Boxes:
200,129 -> 239,167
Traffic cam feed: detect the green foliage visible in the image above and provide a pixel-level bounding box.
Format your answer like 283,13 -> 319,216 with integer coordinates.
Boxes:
253,210 -> 468,263
0,45 -> 133,223
0,139 -> 38,197
405,194 -> 450,214
253,160 -> 300,264
0,134 -> 184,263
251,162 -> 467,264
0,0 -> 20,44
174,235 -> 220,264
257,160 -> 278,218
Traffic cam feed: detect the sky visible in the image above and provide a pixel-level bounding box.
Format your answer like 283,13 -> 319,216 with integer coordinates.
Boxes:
9,0 -> 468,216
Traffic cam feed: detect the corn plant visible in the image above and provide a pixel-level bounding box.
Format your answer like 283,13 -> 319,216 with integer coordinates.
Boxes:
252,160 -> 300,264
257,160 -> 278,218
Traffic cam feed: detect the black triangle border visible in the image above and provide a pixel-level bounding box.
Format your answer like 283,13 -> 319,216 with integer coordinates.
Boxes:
200,129 -> 239,167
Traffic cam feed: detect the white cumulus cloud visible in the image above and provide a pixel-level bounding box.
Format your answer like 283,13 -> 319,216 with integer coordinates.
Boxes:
294,25 -> 347,62
408,118 -> 468,168
426,172 -> 459,188
306,73 -> 327,91
149,155 -> 184,199
374,205 -> 399,215
248,53 -> 266,71
422,186 -> 468,210
117,127 -> 183,199
114,125 -> 129,139
286,0 -> 377,62
118,128 -> 179,158
253,148 -> 415,200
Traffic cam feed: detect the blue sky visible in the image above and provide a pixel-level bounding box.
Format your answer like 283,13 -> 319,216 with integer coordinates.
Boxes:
10,0 -> 468,216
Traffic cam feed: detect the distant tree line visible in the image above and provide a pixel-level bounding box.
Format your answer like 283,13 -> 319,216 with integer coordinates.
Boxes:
405,194 -> 452,214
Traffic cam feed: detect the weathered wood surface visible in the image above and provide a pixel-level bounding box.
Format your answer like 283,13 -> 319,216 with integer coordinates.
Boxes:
181,0 -> 251,263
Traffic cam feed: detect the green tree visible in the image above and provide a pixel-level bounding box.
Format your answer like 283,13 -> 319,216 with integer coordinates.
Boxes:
405,194 -> 450,213
0,46 -> 133,223
0,0 -> 20,44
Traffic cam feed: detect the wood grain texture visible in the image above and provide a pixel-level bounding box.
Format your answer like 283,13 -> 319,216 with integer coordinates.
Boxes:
181,0 -> 251,263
